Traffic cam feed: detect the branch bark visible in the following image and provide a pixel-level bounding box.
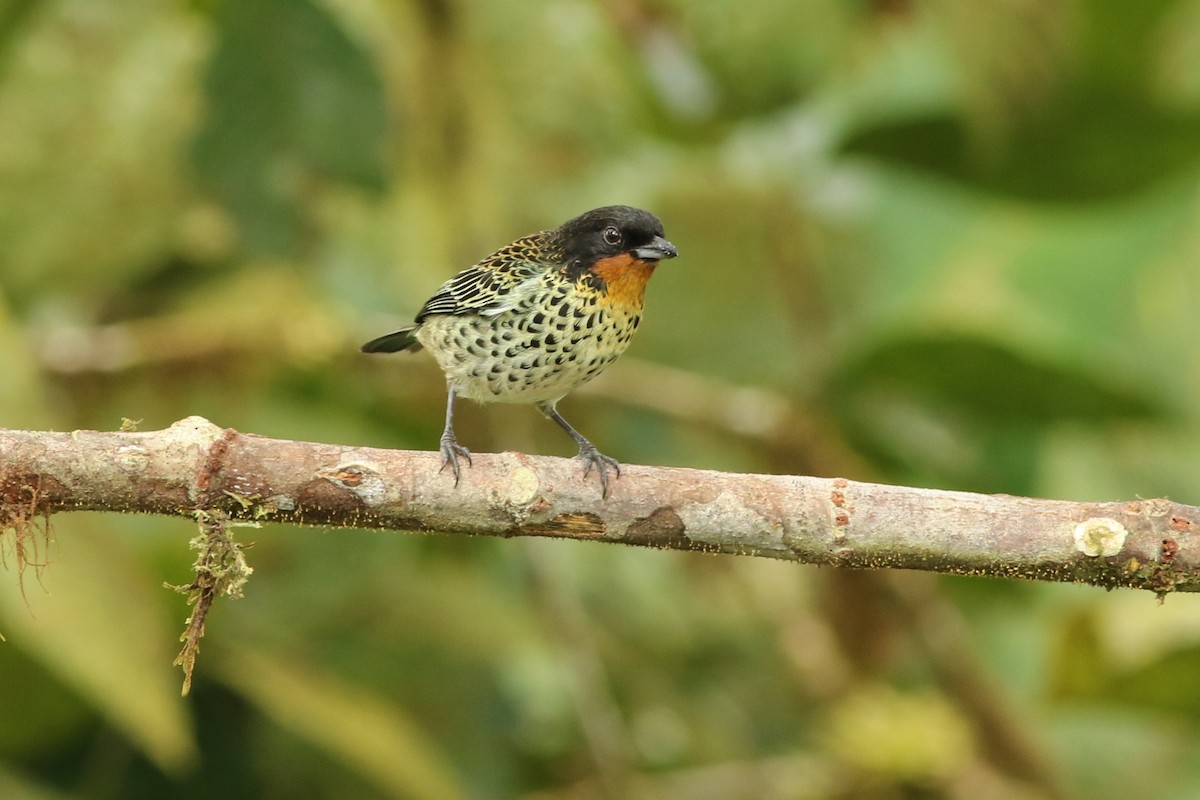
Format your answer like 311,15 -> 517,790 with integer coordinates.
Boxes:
2,416 -> 1197,595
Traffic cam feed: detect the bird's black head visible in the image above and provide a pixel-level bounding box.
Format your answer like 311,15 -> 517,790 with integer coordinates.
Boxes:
555,205 -> 678,271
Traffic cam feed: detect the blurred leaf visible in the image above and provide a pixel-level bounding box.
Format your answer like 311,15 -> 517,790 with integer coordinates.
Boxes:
844,3 -> 1200,199
191,0 -> 389,256
836,334 -> 1156,425
1046,609 -> 1111,701
1106,646 -> 1200,714
213,647 -> 466,800
1052,594 -> 1200,714
1153,0 -> 1200,108
0,0 -> 37,69
0,291 -> 49,427
0,518 -> 196,774
1094,593 -> 1200,670
858,165 -> 1194,372
829,334 -> 1158,491
0,2 -> 203,302
1049,708 -> 1188,800
846,99 -> 1200,200
669,0 -> 852,119
0,641 -> 90,761
822,684 -> 975,782
0,764 -> 75,800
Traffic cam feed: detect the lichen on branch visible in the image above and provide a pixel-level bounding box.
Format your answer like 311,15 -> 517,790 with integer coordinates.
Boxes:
166,509 -> 256,696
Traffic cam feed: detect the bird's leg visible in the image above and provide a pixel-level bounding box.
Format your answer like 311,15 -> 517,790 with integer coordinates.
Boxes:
536,401 -> 620,497
439,386 -> 472,485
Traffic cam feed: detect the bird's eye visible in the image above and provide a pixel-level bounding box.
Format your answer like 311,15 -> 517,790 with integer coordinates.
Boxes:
602,226 -> 622,246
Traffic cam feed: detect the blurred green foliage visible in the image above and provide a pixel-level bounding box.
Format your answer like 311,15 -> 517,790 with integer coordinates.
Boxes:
2,0 -> 1200,798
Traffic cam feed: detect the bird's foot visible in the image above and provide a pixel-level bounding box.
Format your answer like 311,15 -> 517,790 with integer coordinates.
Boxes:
438,435 -> 473,486
576,442 -> 621,498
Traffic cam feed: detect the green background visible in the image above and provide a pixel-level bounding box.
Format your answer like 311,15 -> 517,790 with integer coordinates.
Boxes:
2,0 -> 1200,797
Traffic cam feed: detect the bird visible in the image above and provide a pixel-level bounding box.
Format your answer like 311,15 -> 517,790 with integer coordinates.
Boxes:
362,205 -> 678,497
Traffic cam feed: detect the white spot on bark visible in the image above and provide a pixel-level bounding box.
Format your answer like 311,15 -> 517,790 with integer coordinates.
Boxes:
508,466 -> 540,506
1073,517 -> 1127,557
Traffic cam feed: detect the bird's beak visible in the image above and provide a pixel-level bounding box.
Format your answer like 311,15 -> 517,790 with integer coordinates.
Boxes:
633,235 -> 679,262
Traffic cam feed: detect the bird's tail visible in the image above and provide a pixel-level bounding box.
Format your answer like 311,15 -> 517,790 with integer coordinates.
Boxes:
361,325 -> 423,353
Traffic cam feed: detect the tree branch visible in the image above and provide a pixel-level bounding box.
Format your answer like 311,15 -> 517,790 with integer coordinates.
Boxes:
1,416 -> 1197,595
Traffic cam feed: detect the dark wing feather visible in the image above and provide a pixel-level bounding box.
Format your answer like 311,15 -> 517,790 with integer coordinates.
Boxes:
414,234 -> 552,321
361,326 -> 421,353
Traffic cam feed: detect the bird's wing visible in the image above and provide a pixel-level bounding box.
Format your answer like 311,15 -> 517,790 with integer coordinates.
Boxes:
415,236 -> 550,321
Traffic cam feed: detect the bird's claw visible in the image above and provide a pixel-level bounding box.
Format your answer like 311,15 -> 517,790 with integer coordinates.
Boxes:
576,443 -> 620,498
439,436 -> 472,486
